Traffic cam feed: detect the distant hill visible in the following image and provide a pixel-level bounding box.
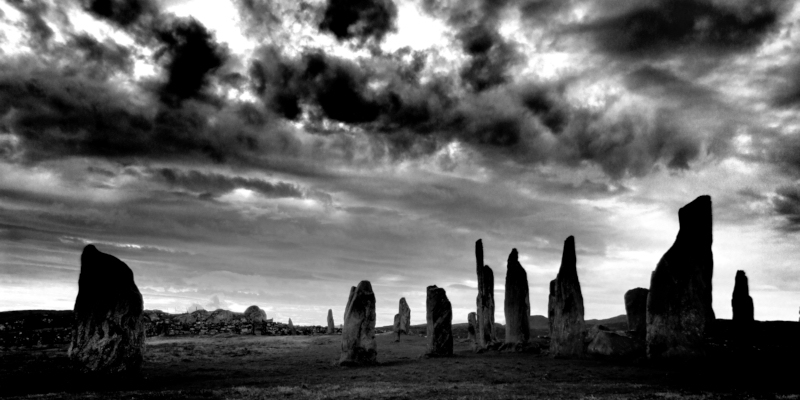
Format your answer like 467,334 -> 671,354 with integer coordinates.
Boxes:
586,314 -> 628,330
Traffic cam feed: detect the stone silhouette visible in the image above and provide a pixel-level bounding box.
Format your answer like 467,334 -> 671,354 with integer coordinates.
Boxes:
339,281 -> 377,366
68,245 -> 145,374
425,285 -> 453,356
393,314 -> 402,342
288,318 -> 296,335
624,288 -> 649,334
548,280 -> 556,333
398,297 -> 411,335
504,249 -> 530,346
549,236 -> 585,357
732,270 -> 754,323
647,195 -> 716,360
467,312 -> 477,344
475,239 -> 496,348
244,305 -> 265,335
327,309 -> 335,334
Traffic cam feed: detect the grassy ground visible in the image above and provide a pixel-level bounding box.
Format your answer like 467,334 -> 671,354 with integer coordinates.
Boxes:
1,333 -> 797,399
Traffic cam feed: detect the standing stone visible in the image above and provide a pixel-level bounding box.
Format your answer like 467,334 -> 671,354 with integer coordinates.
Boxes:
399,297 -> 411,334
548,280 -> 556,333
647,195 -> 716,360
425,285 -> 453,356
624,288 -> 649,334
475,239 -> 496,348
467,312 -> 477,344
288,318 -> 296,335
732,270 -> 754,323
504,249 -> 530,346
339,281 -> 377,366
327,309 -> 335,334
393,314 -> 401,342
549,236 -> 585,357
68,245 -> 145,374
244,305 -> 265,335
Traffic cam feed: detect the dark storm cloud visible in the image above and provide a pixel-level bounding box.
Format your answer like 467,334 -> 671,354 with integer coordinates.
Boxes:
82,0 -> 159,28
69,34 -> 134,78
153,168 -> 305,199
319,0 -> 398,43
575,0 -> 787,59
772,185 -> 800,231
153,16 -> 229,106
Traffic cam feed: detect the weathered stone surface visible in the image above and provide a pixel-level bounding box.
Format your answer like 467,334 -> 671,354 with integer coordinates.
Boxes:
467,312 -> 477,344
68,245 -> 145,374
339,281 -> 377,366
732,270 -> 754,323
587,331 -> 644,359
504,249 -> 530,346
549,236 -> 585,357
475,239 -> 496,348
288,318 -> 296,335
399,297 -> 411,334
393,314 -> 401,342
624,288 -> 649,334
327,309 -> 335,334
548,280 -> 556,333
174,309 -> 209,325
647,195 -> 716,360
207,309 -> 236,324
425,285 -> 453,356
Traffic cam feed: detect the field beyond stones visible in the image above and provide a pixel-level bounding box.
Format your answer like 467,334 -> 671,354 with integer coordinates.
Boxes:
1,332 -> 798,400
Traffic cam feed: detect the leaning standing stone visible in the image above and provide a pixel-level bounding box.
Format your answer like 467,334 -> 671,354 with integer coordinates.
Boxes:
339,281 -> 377,365
647,195 -> 716,360
549,236 -> 585,357
425,285 -> 453,356
68,245 -> 145,374
504,249 -> 530,346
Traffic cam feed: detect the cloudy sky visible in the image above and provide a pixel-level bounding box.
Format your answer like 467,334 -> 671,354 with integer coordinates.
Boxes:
1,0 -> 799,326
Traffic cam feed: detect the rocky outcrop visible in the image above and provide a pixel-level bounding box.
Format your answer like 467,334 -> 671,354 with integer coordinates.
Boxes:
207,309 -> 237,324
549,236 -> 585,357
393,314 -> 401,342
68,245 -> 146,374
504,249 -> 530,346
468,312 -> 477,344
339,281 -> 377,366
425,285 -> 453,356
624,288 -> 649,334
587,331 -> 644,359
647,195 -> 716,360
732,270 -> 754,323
244,306 -> 266,335
475,239 -> 496,348
327,309 -> 335,334
399,298 -> 411,335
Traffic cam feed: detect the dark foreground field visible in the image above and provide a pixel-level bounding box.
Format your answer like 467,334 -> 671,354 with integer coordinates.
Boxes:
1,333 -> 798,400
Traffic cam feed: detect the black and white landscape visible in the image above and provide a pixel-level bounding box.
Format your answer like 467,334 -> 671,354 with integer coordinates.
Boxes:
0,0 -> 799,398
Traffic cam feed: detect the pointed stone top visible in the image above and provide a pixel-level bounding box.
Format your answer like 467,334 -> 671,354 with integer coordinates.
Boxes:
356,280 -> 373,293
508,248 -> 518,262
677,195 -> 712,246
558,236 -> 577,280
734,270 -> 749,292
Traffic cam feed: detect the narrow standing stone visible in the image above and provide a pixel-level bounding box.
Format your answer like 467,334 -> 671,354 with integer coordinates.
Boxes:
339,281 -> 377,365
549,236 -> 585,357
732,270 -> 754,323
288,318 -> 296,335
399,297 -> 411,334
393,314 -> 401,342
624,288 -> 649,334
425,285 -> 453,356
468,312 -> 477,344
327,309 -> 335,334
647,195 -> 716,360
504,249 -> 530,346
475,239 -> 496,348
68,245 -> 145,374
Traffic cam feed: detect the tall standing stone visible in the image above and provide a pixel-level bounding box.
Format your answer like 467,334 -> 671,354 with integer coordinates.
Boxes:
68,245 -> 145,374
425,285 -> 453,356
624,288 -> 649,334
467,312 -> 477,344
339,281 -> 377,366
288,318 -> 296,335
393,314 -> 401,342
549,236 -> 585,357
475,239 -> 496,348
732,270 -> 754,323
504,248 -> 530,346
647,195 -> 716,360
399,297 -> 411,334
327,309 -> 335,334
548,280 -> 556,333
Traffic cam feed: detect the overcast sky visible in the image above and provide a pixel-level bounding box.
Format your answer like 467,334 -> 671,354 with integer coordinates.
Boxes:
1,0 -> 799,326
